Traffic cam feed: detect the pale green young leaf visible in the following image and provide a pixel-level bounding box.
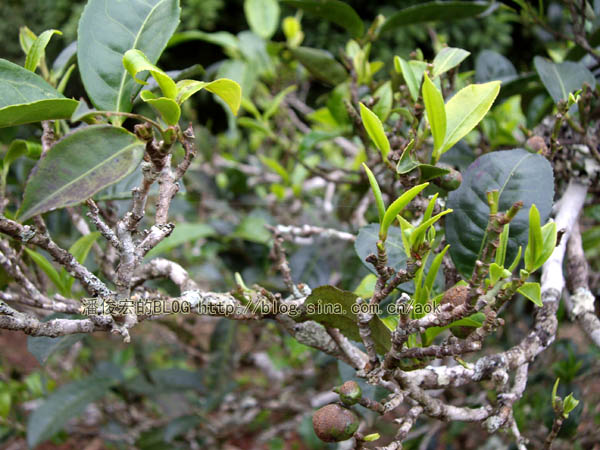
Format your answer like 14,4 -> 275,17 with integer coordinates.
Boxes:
359,102 -> 390,160
424,244 -> 449,294
422,73 -> 446,157
397,215 -> 414,257
507,245 -> 522,273
19,26 -> 37,56
24,248 -> 68,296
524,204 -> 543,272
536,221 -> 557,270
408,209 -> 452,250
518,282 -> 542,307
495,224 -> 510,267
380,183 -> 429,240
260,156 -> 290,184
372,81 -> 393,121
123,49 -> 177,100
175,79 -> 241,115
489,262 -> 511,285
25,30 -> 62,72
0,391 -> 11,419
62,232 -> 101,292
432,47 -> 470,77
56,64 -> 76,94
394,56 -> 420,102
140,91 -> 181,125
552,378 -> 560,410
244,0 -> 280,39
442,81 -> 501,153
563,393 -> 580,418
362,164 -> 385,223
241,97 -> 262,119
423,193 -> 438,223
264,85 -> 297,120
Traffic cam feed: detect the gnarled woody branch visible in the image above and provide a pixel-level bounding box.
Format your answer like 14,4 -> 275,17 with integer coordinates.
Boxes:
566,221 -> 600,346
0,216 -> 111,298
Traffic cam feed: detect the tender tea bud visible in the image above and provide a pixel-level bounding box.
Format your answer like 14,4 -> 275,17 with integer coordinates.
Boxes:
312,403 -> 359,442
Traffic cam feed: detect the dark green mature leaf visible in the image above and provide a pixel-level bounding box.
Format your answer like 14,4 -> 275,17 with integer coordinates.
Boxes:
297,285 -> 391,354
475,50 -> 517,83
27,375 -> 116,447
28,334 -> 85,365
381,1 -> 490,33
533,57 -> 596,103
0,59 -> 78,128
282,0 -> 364,37
19,126 -> 144,222
446,149 -> 554,276
77,0 -> 181,113
290,47 -> 347,86
355,224 -> 420,293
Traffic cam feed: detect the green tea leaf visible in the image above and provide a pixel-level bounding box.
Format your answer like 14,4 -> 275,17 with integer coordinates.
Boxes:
0,59 -> 78,128
19,125 -> 144,221
381,1 -> 490,33
290,47 -> 347,86
380,183 -> 429,240
19,26 -> 37,56
264,85 -> 297,120
362,164 -> 385,223
432,47 -> 470,77
123,49 -> 177,99
23,248 -> 67,296
176,79 -> 242,115
244,0 -> 280,39
295,286 -> 391,354
563,393 -> 580,418
422,73 -> 446,156
28,332 -> 86,365
168,30 -> 239,49
281,0 -> 364,37
538,222 -> 557,269
25,29 -> 62,72
517,282 -> 542,307
359,102 -> 390,160
424,245 -> 449,294
27,375 -> 116,447
524,204 -> 542,272
77,0 -> 181,113
446,149 -> 554,276
442,81 -> 500,153
394,56 -> 420,102
495,224 -> 510,267
534,57 -> 596,103
62,232 -> 102,292
140,91 -> 181,125
475,49 -> 517,83
372,81 -> 393,122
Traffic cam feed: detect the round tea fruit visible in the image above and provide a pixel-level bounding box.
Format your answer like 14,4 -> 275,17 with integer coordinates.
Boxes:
312,403 -> 359,442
